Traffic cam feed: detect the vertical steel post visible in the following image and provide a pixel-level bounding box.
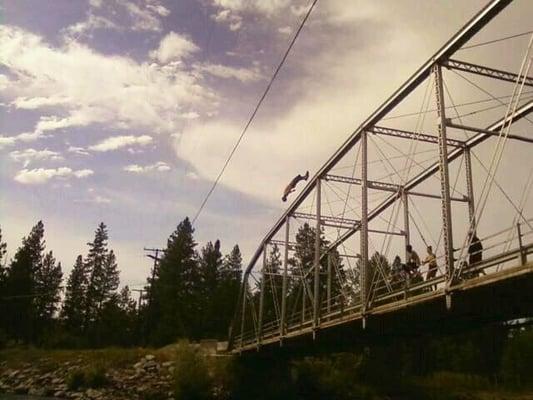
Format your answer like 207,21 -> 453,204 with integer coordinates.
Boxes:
280,217 -> 290,339
361,131 -> 369,322
327,253 -> 332,315
434,64 -> 455,290
239,277 -> 248,349
313,179 -> 322,334
257,245 -> 267,345
517,222 -> 527,265
402,189 -> 410,259
464,147 -> 476,227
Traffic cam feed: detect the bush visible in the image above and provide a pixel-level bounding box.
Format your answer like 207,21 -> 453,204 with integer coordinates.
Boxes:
501,329 -> 533,388
66,369 -> 85,391
85,365 -> 109,388
173,340 -> 212,400
66,365 -> 108,390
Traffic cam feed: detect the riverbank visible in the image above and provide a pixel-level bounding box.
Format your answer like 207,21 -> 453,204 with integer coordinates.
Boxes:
0,341 -> 532,400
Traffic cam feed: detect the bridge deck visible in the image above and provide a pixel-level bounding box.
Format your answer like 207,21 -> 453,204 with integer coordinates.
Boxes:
233,249 -> 533,354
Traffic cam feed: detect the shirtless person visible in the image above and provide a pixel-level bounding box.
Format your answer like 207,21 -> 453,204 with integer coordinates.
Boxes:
282,171 -> 309,202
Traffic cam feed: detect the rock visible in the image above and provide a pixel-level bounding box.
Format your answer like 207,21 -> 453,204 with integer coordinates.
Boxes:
28,387 -> 47,396
55,390 -> 66,398
144,354 -> 156,361
14,383 -> 28,394
162,361 -> 174,368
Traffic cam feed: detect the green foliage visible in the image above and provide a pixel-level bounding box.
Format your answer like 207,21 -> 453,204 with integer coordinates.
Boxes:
61,255 -> 88,335
501,328 -> 533,387
66,369 -> 85,391
66,365 -> 109,390
292,354 -> 378,400
173,340 -> 212,400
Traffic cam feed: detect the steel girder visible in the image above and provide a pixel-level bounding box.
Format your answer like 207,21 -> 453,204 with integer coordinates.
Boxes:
443,59 -> 533,87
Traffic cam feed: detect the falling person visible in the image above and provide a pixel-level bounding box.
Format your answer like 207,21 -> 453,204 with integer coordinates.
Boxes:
282,171 -> 309,202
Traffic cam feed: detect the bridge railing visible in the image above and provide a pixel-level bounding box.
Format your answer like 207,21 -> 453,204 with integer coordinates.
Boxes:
233,220 -> 533,350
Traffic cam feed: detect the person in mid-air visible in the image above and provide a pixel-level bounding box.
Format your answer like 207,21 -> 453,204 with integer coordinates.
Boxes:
282,171 -> 309,202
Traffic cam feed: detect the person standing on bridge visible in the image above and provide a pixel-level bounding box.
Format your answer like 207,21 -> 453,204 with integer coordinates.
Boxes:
404,244 -> 421,276
468,231 -> 483,266
423,245 -> 438,289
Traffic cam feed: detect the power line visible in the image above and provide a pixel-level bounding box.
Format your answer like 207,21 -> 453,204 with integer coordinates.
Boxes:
460,29 -> 533,50
191,0 -> 320,225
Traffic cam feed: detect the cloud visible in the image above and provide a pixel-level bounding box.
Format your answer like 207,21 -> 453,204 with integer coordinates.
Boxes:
14,167 -> 94,184
149,32 -> 199,64
0,25 -> 214,137
68,146 -> 90,156
123,161 -> 171,173
195,63 -> 263,83
63,14 -> 119,39
9,148 -> 63,167
88,135 -> 153,152
278,26 -> 292,35
212,0 -> 291,15
0,136 -> 16,149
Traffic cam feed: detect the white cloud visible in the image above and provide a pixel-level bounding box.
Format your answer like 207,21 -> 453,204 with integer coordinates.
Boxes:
14,167 -> 94,184
149,32 -> 199,64
0,136 -> 16,149
11,96 -> 72,109
212,0 -> 291,15
123,161 -> 171,173
68,146 -> 90,156
146,4 -> 170,17
196,63 -> 262,83
63,14 -> 119,39
0,26 -> 214,137
89,135 -> 153,152
9,148 -> 63,167
278,26 -> 292,35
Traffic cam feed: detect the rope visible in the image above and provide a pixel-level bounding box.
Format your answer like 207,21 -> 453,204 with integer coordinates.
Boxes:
460,29 -> 533,50
191,0 -> 320,224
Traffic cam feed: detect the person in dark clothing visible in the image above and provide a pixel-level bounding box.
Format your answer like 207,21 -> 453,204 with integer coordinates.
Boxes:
282,171 -> 309,202
468,231 -> 483,266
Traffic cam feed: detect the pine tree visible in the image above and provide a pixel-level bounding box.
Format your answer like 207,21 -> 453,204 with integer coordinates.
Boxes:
287,223 -> 345,319
62,255 -> 88,334
219,245 -> 243,339
34,251 -> 63,335
4,221 -> 45,342
84,223 -> 120,332
0,227 -> 8,335
199,240 -> 223,337
150,217 -> 199,345
0,227 -> 7,275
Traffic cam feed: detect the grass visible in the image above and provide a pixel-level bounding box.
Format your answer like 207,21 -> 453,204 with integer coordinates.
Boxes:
0,345 -> 176,371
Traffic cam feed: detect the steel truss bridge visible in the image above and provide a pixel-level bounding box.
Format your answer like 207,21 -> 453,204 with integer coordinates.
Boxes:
228,0 -> 533,353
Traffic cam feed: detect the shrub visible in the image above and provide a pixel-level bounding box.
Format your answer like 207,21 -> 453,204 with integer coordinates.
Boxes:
66,369 -> 85,391
85,365 -> 109,388
173,340 -> 212,400
501,329 -> 533,388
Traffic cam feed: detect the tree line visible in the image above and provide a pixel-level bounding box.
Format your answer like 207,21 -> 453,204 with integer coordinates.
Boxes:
0,218 -> 242,348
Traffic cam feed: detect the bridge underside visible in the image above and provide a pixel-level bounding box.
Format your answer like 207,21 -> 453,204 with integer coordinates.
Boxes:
235,261 -> 533,354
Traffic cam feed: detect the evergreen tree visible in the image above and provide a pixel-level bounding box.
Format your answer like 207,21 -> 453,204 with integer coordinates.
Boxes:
0,227 -> 7,274
0,228 -> 8,336
62,255 -> 88,334
84,223 -> 119,328
4,221 -> 45,342
150,217 -> 199,345
217,245 -> 242,338
199,240 -> 223,337
34,251 -> 63,337
287,223 -> 345,320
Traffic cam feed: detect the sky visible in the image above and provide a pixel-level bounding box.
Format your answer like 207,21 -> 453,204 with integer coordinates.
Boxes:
1,0 -> 532,292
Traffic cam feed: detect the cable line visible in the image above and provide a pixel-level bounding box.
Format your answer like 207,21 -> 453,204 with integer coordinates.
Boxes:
191,0 -> 319,225
460,29 -> 533,50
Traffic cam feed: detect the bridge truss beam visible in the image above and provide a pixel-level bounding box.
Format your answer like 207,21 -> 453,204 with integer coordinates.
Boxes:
443,59 -> 533,87
227,0 -> 533,351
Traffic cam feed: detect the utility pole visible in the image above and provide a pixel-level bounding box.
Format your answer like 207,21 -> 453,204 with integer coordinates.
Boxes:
143,247 -> 163,307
